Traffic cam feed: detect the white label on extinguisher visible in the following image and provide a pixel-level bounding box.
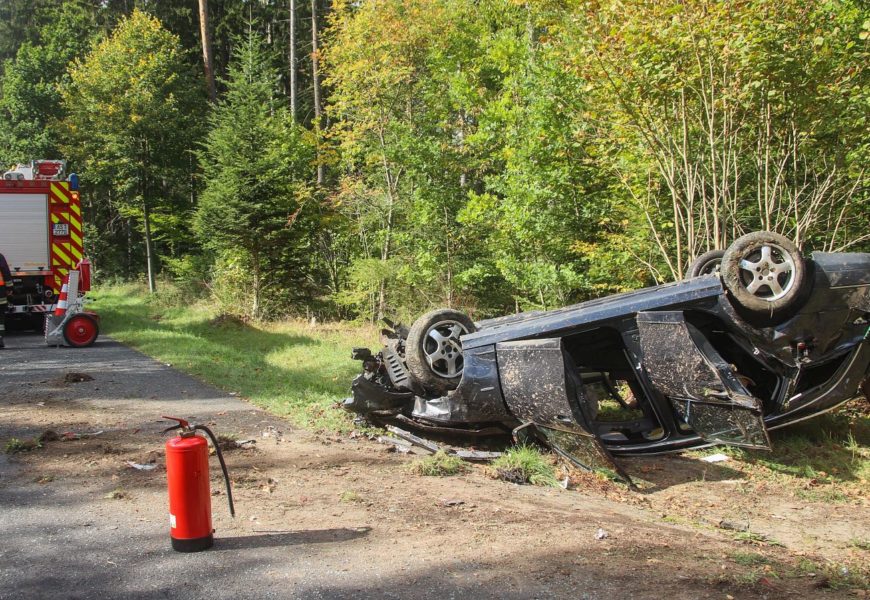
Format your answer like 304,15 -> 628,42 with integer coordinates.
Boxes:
170,514 -> 177,529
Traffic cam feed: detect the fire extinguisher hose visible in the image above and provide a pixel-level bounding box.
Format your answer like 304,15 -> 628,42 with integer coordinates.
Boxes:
194,424 -> 236,518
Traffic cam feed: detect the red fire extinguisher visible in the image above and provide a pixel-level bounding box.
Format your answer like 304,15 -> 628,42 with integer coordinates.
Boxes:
162,416 -> 235,552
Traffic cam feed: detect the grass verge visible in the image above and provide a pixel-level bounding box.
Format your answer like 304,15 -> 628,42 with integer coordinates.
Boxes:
689,403 -> 869,504
89,283 -> 378,432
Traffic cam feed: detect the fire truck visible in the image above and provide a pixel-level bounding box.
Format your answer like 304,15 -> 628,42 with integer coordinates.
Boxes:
1,159 -> 99,346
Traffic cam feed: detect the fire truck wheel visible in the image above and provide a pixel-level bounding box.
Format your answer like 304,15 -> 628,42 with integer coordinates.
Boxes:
63,313 -> 99,348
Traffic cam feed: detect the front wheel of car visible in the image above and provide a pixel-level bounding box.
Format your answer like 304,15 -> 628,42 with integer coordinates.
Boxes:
721,231 -> 808,321
405,308 -> 476,396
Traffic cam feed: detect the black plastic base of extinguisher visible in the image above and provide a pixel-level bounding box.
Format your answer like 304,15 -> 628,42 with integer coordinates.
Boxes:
171,534 -> 213,553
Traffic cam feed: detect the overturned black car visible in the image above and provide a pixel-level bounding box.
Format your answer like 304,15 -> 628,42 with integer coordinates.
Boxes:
345,232 -> 870,473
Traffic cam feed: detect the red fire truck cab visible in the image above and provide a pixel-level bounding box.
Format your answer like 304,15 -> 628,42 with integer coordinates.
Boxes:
1,160 -> 87,329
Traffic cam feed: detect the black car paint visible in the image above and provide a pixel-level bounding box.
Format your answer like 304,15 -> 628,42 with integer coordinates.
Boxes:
345,252 -> 870,460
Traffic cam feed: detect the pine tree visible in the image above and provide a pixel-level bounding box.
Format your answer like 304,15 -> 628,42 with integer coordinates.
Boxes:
194,26 -> 315,318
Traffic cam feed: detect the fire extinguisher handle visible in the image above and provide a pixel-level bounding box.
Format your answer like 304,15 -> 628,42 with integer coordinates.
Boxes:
161,415 -> 191,433
194,425 -> 236,519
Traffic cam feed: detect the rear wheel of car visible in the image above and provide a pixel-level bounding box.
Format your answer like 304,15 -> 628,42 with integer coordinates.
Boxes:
685,249 -> 725,278
405,308 -> 476,396
721,231 -> 808,321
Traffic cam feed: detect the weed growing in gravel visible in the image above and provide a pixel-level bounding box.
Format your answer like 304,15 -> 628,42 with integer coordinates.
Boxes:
339,490 -> 362,503
733,531 -> 784,546
729,551 -> 769,566
849,538 -> 870,551
794,558 -> 869,590
410,451 -> 468,476
216,434 -> 239,451
4,438 -> 42,454
491,445 -> 558,487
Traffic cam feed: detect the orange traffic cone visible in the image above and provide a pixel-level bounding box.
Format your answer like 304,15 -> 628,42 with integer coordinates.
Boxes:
54,278 -> 69,317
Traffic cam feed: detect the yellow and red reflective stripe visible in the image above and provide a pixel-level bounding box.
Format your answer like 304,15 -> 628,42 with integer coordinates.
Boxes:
46,182 -> 84,293
52,243 -> 72,266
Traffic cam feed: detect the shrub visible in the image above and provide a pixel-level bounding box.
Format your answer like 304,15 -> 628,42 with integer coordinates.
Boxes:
410,450 -> 468,476
491,445 -> 559,487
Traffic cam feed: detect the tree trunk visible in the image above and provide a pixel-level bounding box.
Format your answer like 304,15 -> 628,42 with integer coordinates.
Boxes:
142,197 -> 156,294
252,248 -> 261,319
198,0 -> 216,102
311,0 -> 325,185
289,0 -> 297,121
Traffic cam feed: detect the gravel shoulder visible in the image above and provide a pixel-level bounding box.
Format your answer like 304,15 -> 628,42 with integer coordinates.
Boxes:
0,332 -> 865,599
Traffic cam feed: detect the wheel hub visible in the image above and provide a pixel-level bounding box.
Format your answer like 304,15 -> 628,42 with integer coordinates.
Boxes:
422,320 -> 469,378
737,243 -> 795,301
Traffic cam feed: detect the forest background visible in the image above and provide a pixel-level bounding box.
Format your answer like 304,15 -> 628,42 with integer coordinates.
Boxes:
1,0 -> 867,322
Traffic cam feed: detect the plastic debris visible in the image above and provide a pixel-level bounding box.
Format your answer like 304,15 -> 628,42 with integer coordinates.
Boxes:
125,461 -> 157,471
701,453 -> 730,463
595,528 -> 609,540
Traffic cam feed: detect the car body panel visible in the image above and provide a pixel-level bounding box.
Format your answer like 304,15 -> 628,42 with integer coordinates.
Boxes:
636,311 -> 771,449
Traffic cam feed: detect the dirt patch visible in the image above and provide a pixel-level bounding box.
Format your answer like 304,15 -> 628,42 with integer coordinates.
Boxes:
4,401 -> 867,597
63,372 -> 94,383
1,339 -> 866,597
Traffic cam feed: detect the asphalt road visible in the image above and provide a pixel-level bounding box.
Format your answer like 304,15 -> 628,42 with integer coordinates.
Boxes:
0,333 -> 380,600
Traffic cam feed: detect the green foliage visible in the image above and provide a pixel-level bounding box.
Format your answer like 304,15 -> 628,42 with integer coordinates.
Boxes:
729,551 -> 770,567
2,0 -> 866,319
0,2 -> 98,164
491,445 -> 559,487
59,9 -> 204,282
585,0 -> 869,275
194,27 -> 316,318
5,437 -> 42,454
409,451 -> 469,476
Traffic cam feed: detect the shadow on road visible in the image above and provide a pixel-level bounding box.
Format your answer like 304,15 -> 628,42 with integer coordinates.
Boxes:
214,527 -> 372,550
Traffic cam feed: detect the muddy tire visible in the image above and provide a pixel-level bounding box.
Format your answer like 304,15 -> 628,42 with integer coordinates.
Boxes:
685,250 -> 725,279
721,231 -> 808,321
405,308 -> 476,396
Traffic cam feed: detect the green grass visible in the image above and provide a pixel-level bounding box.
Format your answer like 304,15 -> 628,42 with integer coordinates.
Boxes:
90,283 -> 379,432
339,490 -> 363,503
689,407 -> 869,503
409,450 -> 468,476
794,557 -> 869,590
491,445 -> 559,487
729,551 -> 770,566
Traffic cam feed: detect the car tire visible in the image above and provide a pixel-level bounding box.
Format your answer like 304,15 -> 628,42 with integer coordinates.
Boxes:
685,249 -> 725,278
405,308 -> 476,396
721,231 -> 808,321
